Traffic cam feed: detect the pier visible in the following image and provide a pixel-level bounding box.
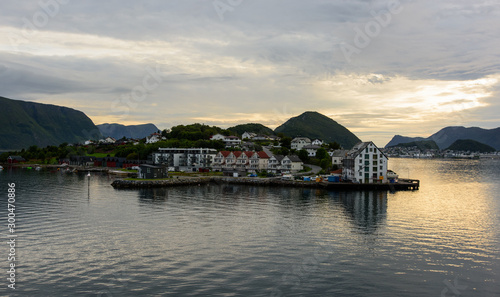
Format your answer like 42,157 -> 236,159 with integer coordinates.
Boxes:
111,176 -> 420,191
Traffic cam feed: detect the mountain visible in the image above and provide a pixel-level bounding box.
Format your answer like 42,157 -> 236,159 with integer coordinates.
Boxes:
446,139 -> 496,153
386,126 -> 500,150
389,140 -> 439,150
274,111 -> 361,148
385,135 -> 425,148
228,123 -> 274,136
0,96 -> 102,150
97,123 -> 159,139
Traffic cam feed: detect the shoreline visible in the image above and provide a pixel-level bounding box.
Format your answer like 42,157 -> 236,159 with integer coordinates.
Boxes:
111,177 -> 419,191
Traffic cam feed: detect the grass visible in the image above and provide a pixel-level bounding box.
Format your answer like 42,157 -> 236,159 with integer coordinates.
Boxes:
300,166 -> 312,173
117,168 -> 138,173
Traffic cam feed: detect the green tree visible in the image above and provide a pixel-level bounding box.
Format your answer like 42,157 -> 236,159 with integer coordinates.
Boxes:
316,147 -> 328,160
298,149 -> 309,162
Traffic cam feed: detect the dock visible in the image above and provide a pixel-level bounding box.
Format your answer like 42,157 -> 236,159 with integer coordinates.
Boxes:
111,177 -> 420,191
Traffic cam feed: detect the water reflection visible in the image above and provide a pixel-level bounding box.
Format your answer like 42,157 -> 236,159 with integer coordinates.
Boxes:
330,191 -> 387,233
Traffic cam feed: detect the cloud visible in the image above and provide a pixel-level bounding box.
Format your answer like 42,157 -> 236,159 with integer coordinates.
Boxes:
0,0 -> 499,146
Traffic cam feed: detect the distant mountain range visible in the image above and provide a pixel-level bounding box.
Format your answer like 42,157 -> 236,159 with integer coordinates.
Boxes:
274,111 -> 361,148
386,126 -> 500,150
97,123 -> 159,139
0,96 -> 102,150
446,139 -> 496,153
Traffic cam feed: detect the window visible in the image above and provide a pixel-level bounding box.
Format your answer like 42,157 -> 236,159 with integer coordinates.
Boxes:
365,167 -> 369,172
365,154 -> 369,159
373,167 -> 377,172
380,166 -> 383,170
359,159 -> 362,163
373,160 -> 378,165
365,160 -> 369,165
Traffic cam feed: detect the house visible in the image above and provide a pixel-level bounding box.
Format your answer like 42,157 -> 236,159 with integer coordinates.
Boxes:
312,139 -> 323,146
224,136 -> 242,148
331,150 -> 348,168
291,137 -> 311,150
146,132 -> 162,144
257,151 -> 270,170
210,133 -> 226,141
342,142 -> 388,183
152,148 -> 217,172
213,151 -> 232,171
302,145 -> 322,157
268,155 -> 284,173
210,134 -> 242,148
99,137 -> 116,144
7,156 -> 25,164
281,155 -> 303,172
138,164 -> 168,179
242,132 -> 256,140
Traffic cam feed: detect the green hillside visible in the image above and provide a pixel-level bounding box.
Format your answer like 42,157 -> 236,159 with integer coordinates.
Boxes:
274,111 -> 360,148
389,140 -> 439,150
446,139 -> 496,153
0,96 -> 102,150
228,123 -> 274,136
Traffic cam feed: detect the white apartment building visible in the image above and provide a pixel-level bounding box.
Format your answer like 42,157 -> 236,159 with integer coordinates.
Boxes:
343,142 -> 388,183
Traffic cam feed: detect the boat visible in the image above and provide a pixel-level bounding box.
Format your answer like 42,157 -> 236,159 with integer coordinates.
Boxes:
387,170 -> 398,179
0,165 -> 3,170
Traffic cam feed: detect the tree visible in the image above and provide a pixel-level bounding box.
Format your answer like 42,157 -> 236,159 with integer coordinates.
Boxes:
328,142 -> 341,150
316,147 -> 328,160
280,137 -> 292,149
298,149 -> 309,162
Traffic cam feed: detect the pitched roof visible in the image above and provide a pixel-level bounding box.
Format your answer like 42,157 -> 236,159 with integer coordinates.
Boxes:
286,155 -> 302,162
244,151 -> 254,157
272,154 -> 284,162
219,151 -> 231,157
257,151 -> 270,158
303,145 -> 322,149
232,151 -> 243,158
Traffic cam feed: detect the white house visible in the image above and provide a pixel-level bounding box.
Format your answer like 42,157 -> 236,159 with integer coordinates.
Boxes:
331,150 -> 348,167
302,145 -> 322,157
146,132 -> 162,144
99,137 -> 116,144
152,148 -> 217,172
342,142 -> 388,183
268,155 -> 284,173
211,134 -> 226,141
210,134 -> 242,148
281,155 -> 303,172
291,137 -> 311,151
242,132 -> 256,140
311,139 -> 324,146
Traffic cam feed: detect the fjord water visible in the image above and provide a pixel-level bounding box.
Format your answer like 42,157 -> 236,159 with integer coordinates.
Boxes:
1,158 -> 499,296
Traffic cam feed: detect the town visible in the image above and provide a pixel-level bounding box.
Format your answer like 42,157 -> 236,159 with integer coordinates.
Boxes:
2,130 -> 403,185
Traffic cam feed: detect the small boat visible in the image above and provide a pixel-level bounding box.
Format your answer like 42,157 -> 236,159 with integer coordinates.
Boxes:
0,165 -> 3,170
35,166 -> 42,171
387,170 -> 399,179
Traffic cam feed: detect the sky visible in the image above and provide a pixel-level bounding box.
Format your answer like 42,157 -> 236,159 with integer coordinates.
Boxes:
1,0 -> 499,147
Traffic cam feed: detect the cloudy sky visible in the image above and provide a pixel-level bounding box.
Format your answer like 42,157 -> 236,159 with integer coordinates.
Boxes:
1,0 -> 499,146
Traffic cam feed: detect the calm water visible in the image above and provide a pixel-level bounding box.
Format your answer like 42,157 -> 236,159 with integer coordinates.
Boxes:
1,158 -> 499,296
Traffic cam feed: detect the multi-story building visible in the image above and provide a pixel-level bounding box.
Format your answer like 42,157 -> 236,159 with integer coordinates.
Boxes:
343,142 -> 388,183
152,148 -> 217,172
